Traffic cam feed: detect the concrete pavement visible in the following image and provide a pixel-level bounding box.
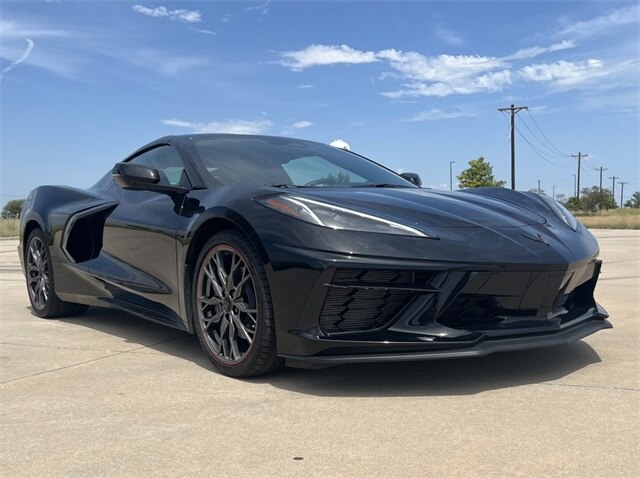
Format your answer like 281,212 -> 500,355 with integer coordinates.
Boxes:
1,230 -> 638,477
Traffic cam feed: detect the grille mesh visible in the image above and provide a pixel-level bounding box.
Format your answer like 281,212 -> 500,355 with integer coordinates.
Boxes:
319,269 -> 417,334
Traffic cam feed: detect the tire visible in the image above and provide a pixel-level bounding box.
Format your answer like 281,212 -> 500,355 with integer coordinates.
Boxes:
192,230 -> 283,377
25,229 -> 89,318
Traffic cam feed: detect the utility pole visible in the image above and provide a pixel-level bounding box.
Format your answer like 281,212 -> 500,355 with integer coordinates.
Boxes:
552,185 -> 556,200
537,180 -> 541,194
609,176 -> 619,202
594,166 -> 608,192
572,174 -> 577,197
619,181 -> 628,207
498,104 -> 528,190
449,161 -> 455,191
571,152 -> 588,200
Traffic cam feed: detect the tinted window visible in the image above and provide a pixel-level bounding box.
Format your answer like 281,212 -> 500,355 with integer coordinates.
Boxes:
187,136 -> 413,188
129,146 -> 190,187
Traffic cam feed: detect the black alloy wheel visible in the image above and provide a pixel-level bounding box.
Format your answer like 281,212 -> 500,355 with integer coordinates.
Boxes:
25,229 -> 88,318
26,233 -> 50,310
193,230 -> 282,377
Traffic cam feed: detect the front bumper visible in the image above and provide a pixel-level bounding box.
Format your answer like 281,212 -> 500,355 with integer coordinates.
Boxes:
282,306 -> 611,366
265,242 -> 611,364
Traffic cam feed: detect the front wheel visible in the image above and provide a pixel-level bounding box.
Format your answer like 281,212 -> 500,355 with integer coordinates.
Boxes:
25,229 -> 88,318
192,230 -> 282,377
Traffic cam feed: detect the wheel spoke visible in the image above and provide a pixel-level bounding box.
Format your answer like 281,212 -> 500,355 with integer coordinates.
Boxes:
231,313 -> 254,343
226,254 -> 237,290
203,310 -> 224,330
233,268 -> 250,298
204,262 -> 224,298
200,295 -> 223,307
219,315 -> 229,338
229,318 -> 240,360
213,251 -> 228,290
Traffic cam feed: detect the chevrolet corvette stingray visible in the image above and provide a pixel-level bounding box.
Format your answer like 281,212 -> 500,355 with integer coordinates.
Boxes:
19,134 -> 611,377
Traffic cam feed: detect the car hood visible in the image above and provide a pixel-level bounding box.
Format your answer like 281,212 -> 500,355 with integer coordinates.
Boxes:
291,187 -> 547,229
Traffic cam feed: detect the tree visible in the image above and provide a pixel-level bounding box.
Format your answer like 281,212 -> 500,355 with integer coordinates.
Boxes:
1,199 -> 25,219
625,191 -> 640,208
457,157 -> 505,189
578,186 -> 617,212
564,196 -> 581,211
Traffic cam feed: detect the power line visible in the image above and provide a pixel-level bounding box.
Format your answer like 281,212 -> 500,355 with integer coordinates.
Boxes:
516,127 -> 574,168
580,162 -> 596,178
497,104 -> 528,190
519,113 -> 570,159
524,109 -> 570,157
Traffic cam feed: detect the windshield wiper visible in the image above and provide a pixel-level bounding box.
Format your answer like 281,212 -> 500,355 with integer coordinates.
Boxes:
351,183 -> 410,188
268,183 -> 300,188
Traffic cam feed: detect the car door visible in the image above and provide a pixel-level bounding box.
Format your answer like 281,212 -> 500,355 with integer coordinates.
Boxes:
92,145 -> 191,329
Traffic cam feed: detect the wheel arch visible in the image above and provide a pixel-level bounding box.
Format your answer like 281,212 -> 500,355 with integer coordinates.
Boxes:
22,217 -> 47,259
182,210 -> 270,332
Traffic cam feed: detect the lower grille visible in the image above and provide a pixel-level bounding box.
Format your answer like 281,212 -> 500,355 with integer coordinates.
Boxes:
320,287 -> 414,334
319,269 -> 420,334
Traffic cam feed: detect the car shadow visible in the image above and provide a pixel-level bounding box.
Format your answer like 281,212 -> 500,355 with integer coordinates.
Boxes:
59,307 -> 603,398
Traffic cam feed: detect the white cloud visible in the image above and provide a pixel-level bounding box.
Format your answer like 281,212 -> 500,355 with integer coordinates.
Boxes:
132,5 -> 202,23
292,120 -> 313,129
245,1 -> 271,15
190,27 -> 217,35
0,38 -> 34,81
557,4 -> 640,38
506,40 -> 576,60
296,84 -> 314,89
100,47 -> 207,76
434,25 -> 465,46
519,59 -> 607,88
383,70 -> 512,98
279,44 -> 378,71
0,19 -> 71,38
275,2 -> 639,102
405,109 -> 476,122
162,118 -> 272,134
377,50 -> 504,83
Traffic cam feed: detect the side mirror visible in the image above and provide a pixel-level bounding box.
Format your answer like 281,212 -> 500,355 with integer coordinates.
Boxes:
112,162 -> 160,188
400,172 -> 422,187
111,162 -> 189,194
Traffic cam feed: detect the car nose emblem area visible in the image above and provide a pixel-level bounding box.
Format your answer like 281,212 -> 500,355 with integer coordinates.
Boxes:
523,232 -> 549,245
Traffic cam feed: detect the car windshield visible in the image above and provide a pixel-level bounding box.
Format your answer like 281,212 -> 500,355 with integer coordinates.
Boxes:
186,135 -> 415,188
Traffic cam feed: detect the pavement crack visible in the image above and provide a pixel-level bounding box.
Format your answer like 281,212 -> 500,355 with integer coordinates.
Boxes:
0,341 -> 130,353
0,334 -> 189,385
541,382 -> 639,392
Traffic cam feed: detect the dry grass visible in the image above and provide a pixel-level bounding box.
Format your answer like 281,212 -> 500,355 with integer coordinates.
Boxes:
0,218 -> 19,238
1,209 -> 637,237
575,208 -> 640,229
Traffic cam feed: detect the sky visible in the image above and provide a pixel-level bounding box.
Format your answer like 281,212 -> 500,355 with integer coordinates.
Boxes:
1,0 -> 639,207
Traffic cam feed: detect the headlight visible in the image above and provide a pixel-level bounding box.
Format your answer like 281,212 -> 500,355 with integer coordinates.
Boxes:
539,195 -> 578,231
258,195 -> 435,238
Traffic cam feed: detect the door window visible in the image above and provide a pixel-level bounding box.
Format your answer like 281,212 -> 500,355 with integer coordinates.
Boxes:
129,146 -> 190,187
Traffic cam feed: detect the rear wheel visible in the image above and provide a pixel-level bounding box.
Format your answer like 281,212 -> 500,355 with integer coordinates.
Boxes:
25,229 -> 88,318
193,230 -> 282,377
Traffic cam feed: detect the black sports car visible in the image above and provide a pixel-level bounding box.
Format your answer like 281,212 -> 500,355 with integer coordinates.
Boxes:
19,134 -> 611,377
